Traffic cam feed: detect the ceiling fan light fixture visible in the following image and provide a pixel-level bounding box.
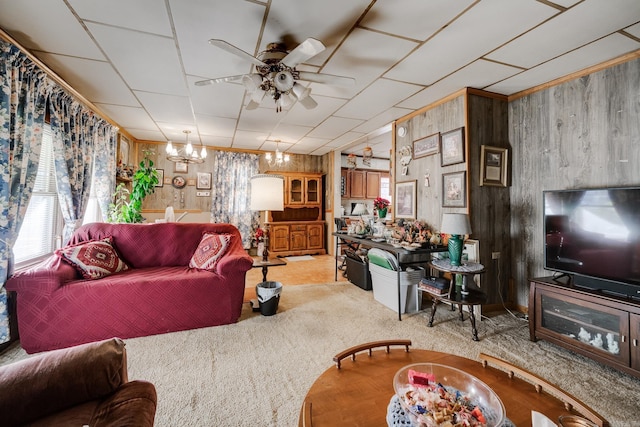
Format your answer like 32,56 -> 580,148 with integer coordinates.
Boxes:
242,73 -> 263,92
273,70 -> 294,92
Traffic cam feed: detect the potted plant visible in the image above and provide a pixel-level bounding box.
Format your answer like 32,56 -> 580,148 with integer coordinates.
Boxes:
108,150 -> 159,223
373,197 -> 390,220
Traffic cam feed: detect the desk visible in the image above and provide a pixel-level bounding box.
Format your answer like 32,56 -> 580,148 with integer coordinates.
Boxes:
427,260 -> 486,341
332,232 -> 447,320
252,257 -> 287,282
299,348 -> 597,427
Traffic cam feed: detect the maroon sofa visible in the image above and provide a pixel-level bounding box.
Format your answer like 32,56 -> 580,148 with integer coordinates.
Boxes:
7,222 -> 253,354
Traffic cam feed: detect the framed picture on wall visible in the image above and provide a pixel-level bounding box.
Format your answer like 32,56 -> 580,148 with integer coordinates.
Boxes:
117,134 -> 130,166
442,171 -> 466,207
197,172 -> 212,190
440,127 -> 465,166
155,169 -> 164,187
394,180 -> 416,219
174,162 -> 188,173
480,145 -> 509,187
413,132 -> 439,159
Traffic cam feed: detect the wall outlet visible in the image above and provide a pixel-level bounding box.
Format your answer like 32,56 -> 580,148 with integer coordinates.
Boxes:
492,252 -> 501,259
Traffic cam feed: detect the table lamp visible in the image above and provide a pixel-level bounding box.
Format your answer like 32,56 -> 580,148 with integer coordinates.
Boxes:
250,174 -> 284,261
440,213 -> 472,266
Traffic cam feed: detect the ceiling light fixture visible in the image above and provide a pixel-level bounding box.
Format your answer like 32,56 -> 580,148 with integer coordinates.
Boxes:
166,130 -> 207,164
363,146 -> 373,166
264,140 -> 290,167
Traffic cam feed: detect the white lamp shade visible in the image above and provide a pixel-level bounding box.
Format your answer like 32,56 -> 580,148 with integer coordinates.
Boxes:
250,174 -> 284,211
441,213 -> 472,235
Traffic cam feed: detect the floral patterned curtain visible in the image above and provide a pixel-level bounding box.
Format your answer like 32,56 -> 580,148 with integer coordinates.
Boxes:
210,151 -> 259,248
49,88 -> 105,244
93,122 -> 118,221
0,40 -> 49,344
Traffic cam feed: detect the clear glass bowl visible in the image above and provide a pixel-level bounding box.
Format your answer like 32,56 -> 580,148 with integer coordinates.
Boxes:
393,363 -> 505,426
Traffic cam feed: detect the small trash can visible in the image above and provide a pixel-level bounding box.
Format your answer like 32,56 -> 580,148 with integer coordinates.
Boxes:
256,281 -> 282,316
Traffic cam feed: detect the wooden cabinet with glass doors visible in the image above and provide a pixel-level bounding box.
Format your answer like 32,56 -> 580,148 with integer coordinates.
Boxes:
266,172 -> 325,256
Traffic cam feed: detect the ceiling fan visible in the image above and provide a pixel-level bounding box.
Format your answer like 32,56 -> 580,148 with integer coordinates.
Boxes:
195,38 -> 355,112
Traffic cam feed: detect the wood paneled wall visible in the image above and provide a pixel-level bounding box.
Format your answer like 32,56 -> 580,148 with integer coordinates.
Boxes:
395,90 -> 511,306
509,57 -> 640,308
136,142 -> 325,215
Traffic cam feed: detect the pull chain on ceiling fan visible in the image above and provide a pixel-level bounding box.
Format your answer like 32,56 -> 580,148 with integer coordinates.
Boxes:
195,38 -> 355,112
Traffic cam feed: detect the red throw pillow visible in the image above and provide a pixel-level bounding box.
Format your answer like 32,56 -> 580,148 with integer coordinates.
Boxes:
55,237 -> 130,280
189,233 -> 232,271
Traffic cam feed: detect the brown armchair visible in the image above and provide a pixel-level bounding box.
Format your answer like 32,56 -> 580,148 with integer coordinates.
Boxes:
0,338 -> 157,426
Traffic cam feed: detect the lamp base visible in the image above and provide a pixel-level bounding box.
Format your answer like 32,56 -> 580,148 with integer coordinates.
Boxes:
448,234 -> 464,266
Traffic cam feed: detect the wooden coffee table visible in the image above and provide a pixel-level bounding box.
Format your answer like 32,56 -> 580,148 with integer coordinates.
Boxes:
299,347 -> 606,427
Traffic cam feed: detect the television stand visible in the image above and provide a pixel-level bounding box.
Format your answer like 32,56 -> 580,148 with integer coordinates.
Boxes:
529,277 -> 640,379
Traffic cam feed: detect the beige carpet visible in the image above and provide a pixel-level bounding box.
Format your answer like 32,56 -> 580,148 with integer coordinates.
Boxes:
1,283 -> 638,426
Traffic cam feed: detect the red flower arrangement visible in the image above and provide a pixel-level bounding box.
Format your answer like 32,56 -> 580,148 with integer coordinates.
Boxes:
253,227 -> 265,243
373,197 -> 390,210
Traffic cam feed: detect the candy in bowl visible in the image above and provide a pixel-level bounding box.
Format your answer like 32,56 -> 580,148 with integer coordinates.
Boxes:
393,363 -> 505,426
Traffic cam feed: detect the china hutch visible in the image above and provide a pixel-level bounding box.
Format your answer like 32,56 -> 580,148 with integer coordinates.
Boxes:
266,172 -> 325,256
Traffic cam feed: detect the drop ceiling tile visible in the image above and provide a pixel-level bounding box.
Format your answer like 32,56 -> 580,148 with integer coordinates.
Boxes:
385,0 -> 557,85
171,0 -> 265,80
281,95 -> 348,127
94,104 -> 157,130
399,59 -> 521,109
335,79 -> 422,120
307,117 -> 364,139
352,107 -> 414,134
268,124 -> 313,144
487,33 -> 640,95
38,53 -> 139,107
190,77 -> 245,119
135,91 -> 194,124
201,135 -> 233,148
324,131 -> 367,148
260,140 -> 293,152
232,130 -> 270,149
625,22 -> 640,39
551,0 -> 582,7
68,0 -> 173,36
127,129 -> 165,141
88,22 -> 187,96
236,107 -> 282,133
0,0 -> 103,59
487,0 -> 640,68
361,0 -> 474,41
312,28 -> 418,98
289,137 -> 331,154
261,0 -> 370,67
195,114 -> 238,138
156,124 -> 198,141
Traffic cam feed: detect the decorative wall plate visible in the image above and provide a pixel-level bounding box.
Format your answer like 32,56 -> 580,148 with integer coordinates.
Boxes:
399,145 -> 412,166
172,175 -> 186,189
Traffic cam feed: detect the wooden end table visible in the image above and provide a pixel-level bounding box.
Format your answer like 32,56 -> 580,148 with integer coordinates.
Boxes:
426,259 -> 486,341
252,257 -> 287,282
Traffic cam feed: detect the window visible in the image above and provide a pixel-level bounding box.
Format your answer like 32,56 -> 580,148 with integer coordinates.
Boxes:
13,126 -> 62,266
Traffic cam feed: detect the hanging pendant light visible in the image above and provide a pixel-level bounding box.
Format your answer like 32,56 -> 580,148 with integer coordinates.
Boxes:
166,130 -> 206,164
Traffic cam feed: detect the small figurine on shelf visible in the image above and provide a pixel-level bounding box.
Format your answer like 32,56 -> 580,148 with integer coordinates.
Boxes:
578,327 -> 591,343
606,332 -> 620,354
589,333 -> 603,349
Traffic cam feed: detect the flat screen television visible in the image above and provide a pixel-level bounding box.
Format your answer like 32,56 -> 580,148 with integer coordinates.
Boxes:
543,187 -> 640,300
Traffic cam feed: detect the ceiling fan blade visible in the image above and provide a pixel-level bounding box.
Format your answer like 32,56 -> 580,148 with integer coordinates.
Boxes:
298,94 -> 318,110
280,38 -> 325,68
292,83 -> 318,110
246,91 -> 265,110
209,39 -> 266,67
298,71 -> 355,87
195,74 -> 246,86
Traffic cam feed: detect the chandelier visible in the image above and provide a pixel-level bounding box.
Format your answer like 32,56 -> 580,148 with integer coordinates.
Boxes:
166,130 -> 207,164
264,141 -> 290,167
